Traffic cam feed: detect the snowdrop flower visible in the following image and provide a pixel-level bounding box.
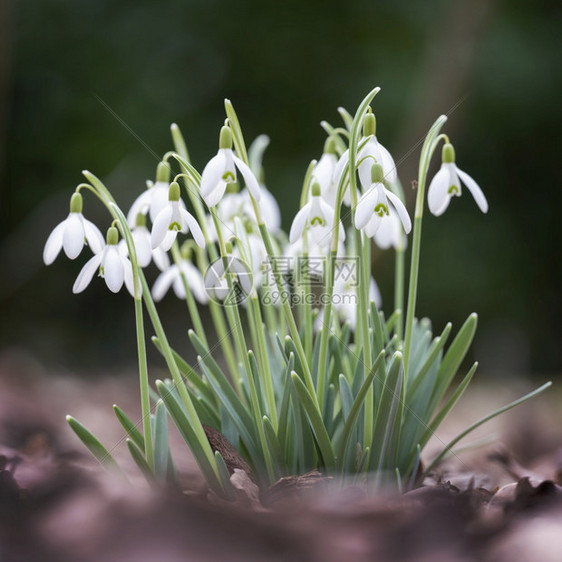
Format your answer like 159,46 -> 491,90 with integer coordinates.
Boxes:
127,162 -> 171,225
354,164 -> 411,239
332,276 -> 382,330
43,193 -> 105,265
289,183 -> 345,248
200,126 -> 261,207
152,248 -> 208,304
372,207 -> 407,251
427,143 -> 488,216
73,226 -> 135,296
333,111 -> 398,205
311,137 -> 339,207
151,182 -> 205,251
242,185 -> 281,231
119,213 -> 170,271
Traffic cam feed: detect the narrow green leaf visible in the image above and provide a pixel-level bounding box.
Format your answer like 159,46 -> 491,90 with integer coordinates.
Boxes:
291,372 -> 336,468
214,452 -> 235,501
113,404 -> 144,451
66,415 -> 124,477
337,350 -> 386,467
156,380 -> 222,493
424,381 -> 552,475
153,400 -> 169,482
126,438 -> 154,484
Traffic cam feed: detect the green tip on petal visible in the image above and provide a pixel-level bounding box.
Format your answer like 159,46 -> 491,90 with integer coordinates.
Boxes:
311,182 -> 321,197
363,112 -> 377,137
323,137 -> 337,155
219,126 -> 233,150
168,181 -> 181,201
225,240 -> 233,254
106,226 -> 119,245
371,163 -> 384,183
135,212 -> 146,228
70,192 -> 83,213
442,143 -> 456,163
156,161 -> 170,183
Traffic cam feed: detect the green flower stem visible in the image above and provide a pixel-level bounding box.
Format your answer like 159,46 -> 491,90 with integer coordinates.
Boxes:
134,297 -> 154,470
211,210 -> 275,482
83,171 -> 219,483
316,87 -> 381,413
403,115 -> 448,380
170,243 -> 208,347
394,247 -> 405,342
80,174 -> 155,472
248,294 -> 278,430
258,221 -> 317,403
138,270 -> 221,482
224,99 -> 316,404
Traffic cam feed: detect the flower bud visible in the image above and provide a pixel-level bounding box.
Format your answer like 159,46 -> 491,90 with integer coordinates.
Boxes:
168,181 -> 181,202
106,226 -> 119,245
219,126 -> 233,150
69,192 -> 83,213
363,111 -> 377,137
442,143 -> 456,164
156,161 -> 170,183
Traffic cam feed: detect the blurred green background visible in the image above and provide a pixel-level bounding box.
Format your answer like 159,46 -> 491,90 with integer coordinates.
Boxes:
0,0 -> 560,376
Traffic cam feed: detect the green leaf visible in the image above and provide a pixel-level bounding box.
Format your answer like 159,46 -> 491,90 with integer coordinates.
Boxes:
426,314 -> 477,416
291,372 -> 336,469
156,380 -> 222,494
337,350 -> 386,467
424,381 -> 552,475
113,404 -> 144,451
153,400 -> 169,482
66,415 -> 125,477
126,439 -> 154,484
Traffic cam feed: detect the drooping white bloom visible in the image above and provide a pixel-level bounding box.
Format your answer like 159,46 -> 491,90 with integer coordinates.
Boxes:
332,276 -> 382,330
152,258 -> 208,303
242,185 -> 281,231
333,112 -> 398,205
127,162 -> 172,226
151,182 -> 205,251
372,207 -> 407,251
73,227 -> 135,296
311,138 -> 339,207
43,193 -> 104,265
200,126 -> 261,207
354,164 -> 411,239
289,184 -> 345,248
427,143 -> 488,216
118,215 -> 170,271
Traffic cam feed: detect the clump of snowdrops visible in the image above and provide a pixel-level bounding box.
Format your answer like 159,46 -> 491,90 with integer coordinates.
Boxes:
44,87 -> 550,496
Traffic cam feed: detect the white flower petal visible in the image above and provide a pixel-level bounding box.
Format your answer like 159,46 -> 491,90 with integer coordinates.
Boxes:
203,181 -> 227,208
72,253 -> 103,294
233,156 -> 262,202
83,218 -> 105,254
364,214 -> 383,238
132,227 -> 153,267
377,140 -> 398,184
152,247 -> 170,271
289,203 -> 311,244
126,189 -> 152,227
255,186 -> 281,231
385,189 -> 411,234
152,266 -> 179,301
456,167 -> 488,213
103,246 -> 125,293
357,139 -> 382,189
151,205 -> 174,249
63,213 -> 85,259
182,261 -> 209,303
43,221 -> 66,265
123,259 -> 136,297
200,151 -> 227,199
427,166 -> 451,216
182,210 -> 206,248
354,187 -> 379,230
369,277 -> 382,309
333,149 -> 350,191
149,182 -> 172,223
